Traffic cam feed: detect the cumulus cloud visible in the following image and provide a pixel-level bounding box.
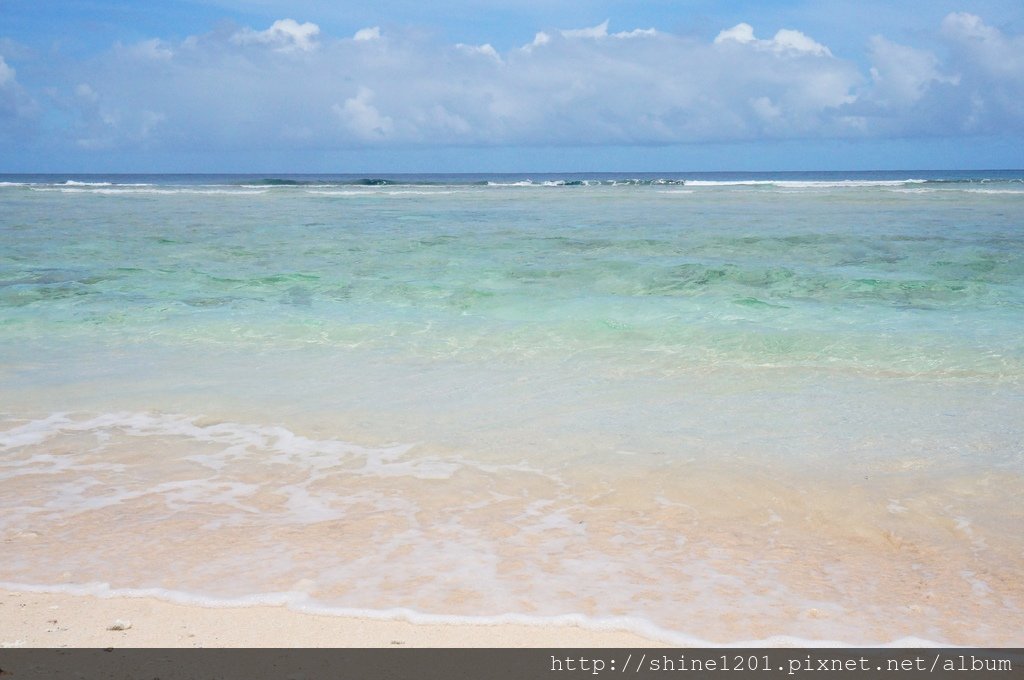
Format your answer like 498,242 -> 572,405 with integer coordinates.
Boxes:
353,26 -> 381,41
942,12 -> 1001,43
561,20 -> 610,40
335,87 -> 394,140
942,12 -> 1024,80
526,20 -> 657,47
117,38 -> 174,61
714,23 -> 756,45
938,13 -> 1024,131
0,55 -> 15,87
232,18 -> 320,52
456,43 -> 501,62
9,13 -> 1023,154
715,23 -> 831,56
613,28 -> 657,39
0,54 -> 37,127
839,13 -> 1023,135
866,36 -> 953,108
524,31 -> 551,50
69,79 -> 166,150
942,13 -> 1024,88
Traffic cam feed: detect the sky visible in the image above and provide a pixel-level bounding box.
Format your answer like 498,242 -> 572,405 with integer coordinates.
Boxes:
1,0 -> 1022,172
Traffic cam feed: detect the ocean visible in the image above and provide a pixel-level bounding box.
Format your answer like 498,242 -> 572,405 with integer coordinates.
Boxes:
0,171 -> 1021,645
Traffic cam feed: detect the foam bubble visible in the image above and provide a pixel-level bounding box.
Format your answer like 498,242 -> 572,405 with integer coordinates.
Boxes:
685,179 -> 927,188
0,412 -> 473,495
685,180 -> 777,186
2,408 -> 1018,646
305,189 -> 378,196
306,189 -> 461,196
35,187 -> 269,195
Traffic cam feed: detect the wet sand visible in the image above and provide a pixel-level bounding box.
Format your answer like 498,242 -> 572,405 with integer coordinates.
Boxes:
0,588 -> 667,648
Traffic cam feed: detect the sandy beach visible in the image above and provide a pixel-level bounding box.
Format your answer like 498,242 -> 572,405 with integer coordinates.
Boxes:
0,588 -> 666,648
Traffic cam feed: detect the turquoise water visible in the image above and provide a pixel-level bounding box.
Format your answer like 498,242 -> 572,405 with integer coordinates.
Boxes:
1,172 -> 1022,644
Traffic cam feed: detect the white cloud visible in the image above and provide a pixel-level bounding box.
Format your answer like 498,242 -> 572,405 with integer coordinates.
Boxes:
715,23 -> 756,45
523,21 -> 657,52
751,96 -> 782,121
0,53 -> 38,127
43,19 -> 860,147
556,21 -> 655,41
69,80 -> 165,150
941,12 -> 1024,80
418,104 -> 472,136
119,38 -> 173,61
232,18 -> 320,52
715,23 -> 831,56
0,55 -> 15,87
524,32 -> 551,50
772,29 -> 831,57
19,13 -> 1023,153
561,21 -> 609,40
937,13 -> 1024,131
353,27 -> 381,42
942,12 -> 1001,42
613,28 -> 657,39
335,87 -> 394,140
824,12 -> 1024,137
456,43 -> 502,62
867,36 -> 953,108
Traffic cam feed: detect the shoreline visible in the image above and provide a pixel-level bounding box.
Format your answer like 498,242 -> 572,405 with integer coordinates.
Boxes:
0,588 -> 669,648
0,587 -> 953,648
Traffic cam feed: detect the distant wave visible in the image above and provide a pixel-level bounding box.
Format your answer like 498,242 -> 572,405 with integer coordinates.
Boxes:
305,189 -> 461,196
245,177 -> 466,187
245,178 -> 307,186
3,174 -> 1023,192
686,179 -> 929,187
486,178 -> 689,187
30,187 -> 269,195
487,179 -> 605,186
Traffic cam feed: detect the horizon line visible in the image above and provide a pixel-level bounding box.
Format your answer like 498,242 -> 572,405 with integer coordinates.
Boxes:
2,168 -> 1023,175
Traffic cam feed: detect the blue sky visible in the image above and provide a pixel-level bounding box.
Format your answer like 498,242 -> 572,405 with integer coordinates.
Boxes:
1,1 -> 1022,171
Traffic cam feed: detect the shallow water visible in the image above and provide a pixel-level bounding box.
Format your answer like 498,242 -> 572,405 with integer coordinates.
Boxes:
1,172 -> 1022,644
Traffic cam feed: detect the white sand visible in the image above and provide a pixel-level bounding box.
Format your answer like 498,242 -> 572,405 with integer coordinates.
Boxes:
0,589 -> 666,647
